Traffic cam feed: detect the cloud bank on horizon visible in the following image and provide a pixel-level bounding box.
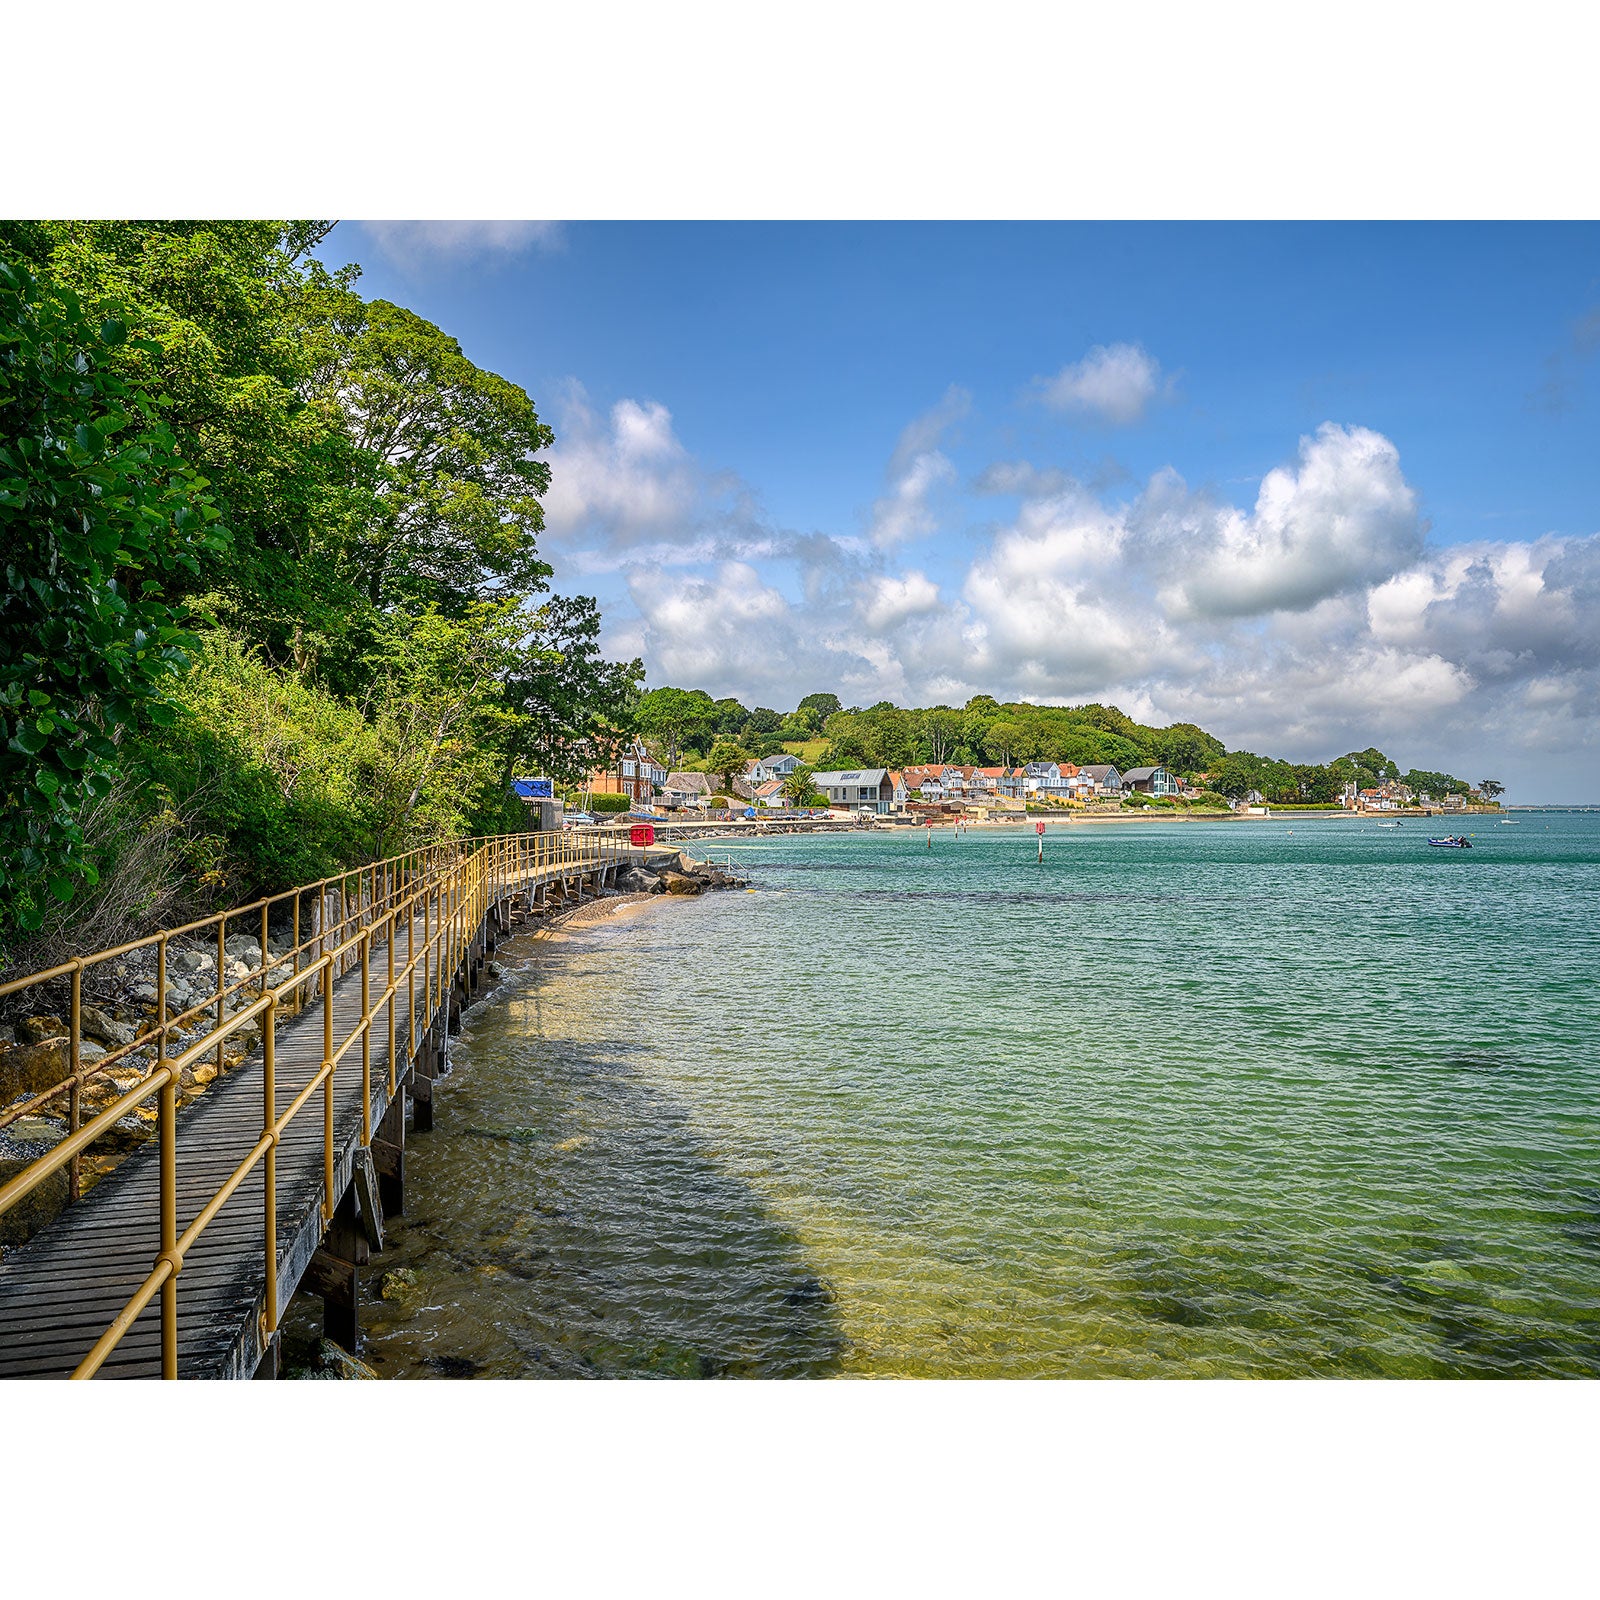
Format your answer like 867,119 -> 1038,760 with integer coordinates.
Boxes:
536,351 -> 1599,799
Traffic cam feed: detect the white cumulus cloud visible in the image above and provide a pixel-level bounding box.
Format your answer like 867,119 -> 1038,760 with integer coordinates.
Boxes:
1157,423 -> 1425,618
1039,342 -> 1165,424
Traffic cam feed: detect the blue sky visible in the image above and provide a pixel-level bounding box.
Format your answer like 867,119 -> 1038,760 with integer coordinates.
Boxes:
333,221 -> 1600,798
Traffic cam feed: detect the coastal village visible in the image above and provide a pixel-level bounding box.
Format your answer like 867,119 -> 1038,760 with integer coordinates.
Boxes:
572,738 -> 1498,822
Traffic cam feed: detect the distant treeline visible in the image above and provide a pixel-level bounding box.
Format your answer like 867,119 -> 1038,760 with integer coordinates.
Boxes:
0,224 -> 640,966
632,687 -> 1478,804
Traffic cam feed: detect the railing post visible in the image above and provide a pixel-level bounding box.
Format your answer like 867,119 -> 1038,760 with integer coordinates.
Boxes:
216,919 -> 226,1078
322,959 -> 334,1222
387,906 -> 397,1096
259,901 -> 269,998
160,1065 -> 178,1379
263,993 -> 277,1343
360,931 -> 372,1146
68,962 -> 82,1203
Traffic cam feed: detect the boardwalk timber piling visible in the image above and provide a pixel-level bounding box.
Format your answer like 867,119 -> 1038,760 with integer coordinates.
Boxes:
0,826 -> 626,1379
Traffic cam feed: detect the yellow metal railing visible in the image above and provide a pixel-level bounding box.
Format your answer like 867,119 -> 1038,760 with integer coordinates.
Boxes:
0,825 -> 630,1377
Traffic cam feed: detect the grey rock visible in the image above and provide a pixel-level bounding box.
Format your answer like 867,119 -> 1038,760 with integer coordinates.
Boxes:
80,1005 -> 135,1047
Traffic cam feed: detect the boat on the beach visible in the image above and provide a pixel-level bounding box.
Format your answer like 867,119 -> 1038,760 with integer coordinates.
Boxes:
1428,835 -> 1472,848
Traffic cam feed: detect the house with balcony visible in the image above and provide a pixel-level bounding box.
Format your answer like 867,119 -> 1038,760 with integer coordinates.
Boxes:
972,766 -> 1026,800
1080,765 -> 1122,796
1023,761 -> 1069,799
813,769 -> 895,814
901,765 -> 949,803
1121,765 -> 1180,797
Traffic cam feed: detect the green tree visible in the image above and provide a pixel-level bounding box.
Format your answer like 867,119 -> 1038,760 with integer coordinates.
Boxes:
636,686 -> 718,767
325,298 -> 555,618
0,256 -> 229,929
707,740 -> 753,793
359,603 -> 525,857
985,719 -> 1027,767
796,692 -> 841,732
8,222 -> 372,668
500,595 -> 643,788
712,696 -> 750,734
1479,779 -> 1505,801
919,707 -> 962,764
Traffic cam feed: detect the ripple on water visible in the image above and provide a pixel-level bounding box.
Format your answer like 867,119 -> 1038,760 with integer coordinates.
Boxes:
340,817 -> 1600,1378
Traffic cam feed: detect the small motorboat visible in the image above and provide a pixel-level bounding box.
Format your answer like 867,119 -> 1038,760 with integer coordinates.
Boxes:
1375,820 -> 1402,828
1428,835 -> 1472,848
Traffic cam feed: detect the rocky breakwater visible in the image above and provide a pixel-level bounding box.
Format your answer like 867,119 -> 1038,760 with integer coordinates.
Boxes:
610,849 -> 747,898
0,931 -> 298,1250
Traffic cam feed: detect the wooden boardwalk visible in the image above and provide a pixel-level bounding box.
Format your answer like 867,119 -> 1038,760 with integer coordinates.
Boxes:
0,854 -> 617,1378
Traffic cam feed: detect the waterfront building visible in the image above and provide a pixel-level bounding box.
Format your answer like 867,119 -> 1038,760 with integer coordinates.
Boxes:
663,771 -> 714,810
812,768 -> 895,813
1122,765 -> 1180,797
1080,764 -> 1122,795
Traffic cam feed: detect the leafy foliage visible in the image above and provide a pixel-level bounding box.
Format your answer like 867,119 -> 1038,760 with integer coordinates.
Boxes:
1,224 -> 643,958
0,256 -> 229,929
707,740 -> 753,792
502,595 -> 643,788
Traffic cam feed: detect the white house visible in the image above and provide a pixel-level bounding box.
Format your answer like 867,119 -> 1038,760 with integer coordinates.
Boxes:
747,752 -> 802,785
1079,764 -> 1122,796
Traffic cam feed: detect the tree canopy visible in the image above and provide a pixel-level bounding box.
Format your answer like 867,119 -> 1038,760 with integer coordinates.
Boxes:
0,223 -> 640,958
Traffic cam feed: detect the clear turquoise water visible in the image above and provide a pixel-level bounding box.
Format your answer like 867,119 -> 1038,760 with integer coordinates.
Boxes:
356,813 -> 1600,1378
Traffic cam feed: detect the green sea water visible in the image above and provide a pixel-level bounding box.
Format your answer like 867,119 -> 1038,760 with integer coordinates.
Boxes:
352,813 -> 1600,1378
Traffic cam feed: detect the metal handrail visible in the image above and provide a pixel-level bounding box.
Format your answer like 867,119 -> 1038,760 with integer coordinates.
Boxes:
0,825 -> 630,1377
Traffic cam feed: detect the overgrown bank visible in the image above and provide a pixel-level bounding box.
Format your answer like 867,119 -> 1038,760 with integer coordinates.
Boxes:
0,223 -> 643,974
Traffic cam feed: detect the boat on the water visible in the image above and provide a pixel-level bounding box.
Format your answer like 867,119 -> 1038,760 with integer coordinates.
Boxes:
1375,820 -> 1402,828
1428,835 -> 1472,848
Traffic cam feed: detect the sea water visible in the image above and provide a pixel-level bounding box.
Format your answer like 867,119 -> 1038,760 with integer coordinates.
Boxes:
353,813 -> 1600,1378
